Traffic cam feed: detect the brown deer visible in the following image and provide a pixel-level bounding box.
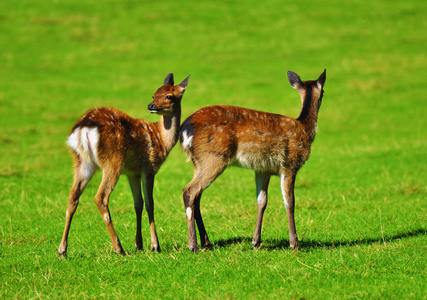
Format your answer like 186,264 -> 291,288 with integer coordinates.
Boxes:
58,73 -> 190,258
179,70 -> 326,252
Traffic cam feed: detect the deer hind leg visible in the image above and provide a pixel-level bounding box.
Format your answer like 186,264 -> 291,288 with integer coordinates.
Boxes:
142,173 -> 160,252
183,158 -> 227,252
58,159 -> 97,258
252,172 -> 271,248
280,172 -> 299,250
94,167 -> 125,255
128,175 -> 144,251
194,193 -> 212,249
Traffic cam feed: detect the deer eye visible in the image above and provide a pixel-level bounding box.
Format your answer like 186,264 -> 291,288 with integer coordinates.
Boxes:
166,95 -> 173,100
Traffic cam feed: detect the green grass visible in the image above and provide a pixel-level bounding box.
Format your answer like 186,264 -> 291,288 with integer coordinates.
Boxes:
1,0 -> 426,298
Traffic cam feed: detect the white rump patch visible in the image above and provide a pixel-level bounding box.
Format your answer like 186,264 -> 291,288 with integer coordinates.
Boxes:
181,130 -> 193,151
67,128 -> 80,151
67,127 -> 100,165
181,130 -> 194,161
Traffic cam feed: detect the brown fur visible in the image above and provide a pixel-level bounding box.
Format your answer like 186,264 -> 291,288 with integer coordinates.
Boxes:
72,107 -> 168,174
58,73 -> 190,257
180,70 -> 326,252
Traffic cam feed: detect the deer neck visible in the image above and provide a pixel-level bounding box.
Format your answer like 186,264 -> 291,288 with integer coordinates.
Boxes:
296,86 -> 323,142
155,106 -> 181,154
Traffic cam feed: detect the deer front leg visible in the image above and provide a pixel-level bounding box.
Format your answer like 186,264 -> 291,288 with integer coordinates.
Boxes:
280,172 -> 299,250
95,170 -> 125,255
128,175 -> 143,251
252,172 -> 271,248
142,174 -> 160,252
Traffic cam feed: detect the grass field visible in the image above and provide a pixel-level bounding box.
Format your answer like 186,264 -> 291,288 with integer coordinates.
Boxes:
1,0 -> 426,298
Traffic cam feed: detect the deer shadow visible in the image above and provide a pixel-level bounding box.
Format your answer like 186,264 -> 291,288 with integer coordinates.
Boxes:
212,227 -> 425,251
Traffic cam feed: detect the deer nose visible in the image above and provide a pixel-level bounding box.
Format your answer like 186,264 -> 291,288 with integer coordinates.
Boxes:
147,103 -> 157,111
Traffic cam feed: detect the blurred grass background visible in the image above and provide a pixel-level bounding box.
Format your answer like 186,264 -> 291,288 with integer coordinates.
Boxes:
0,0 -> 426,298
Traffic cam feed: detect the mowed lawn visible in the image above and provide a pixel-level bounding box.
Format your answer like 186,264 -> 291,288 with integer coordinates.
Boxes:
0,0 -> 426,298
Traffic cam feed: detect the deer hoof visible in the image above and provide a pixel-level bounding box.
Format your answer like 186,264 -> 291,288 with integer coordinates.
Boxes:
290,240 -> 300,251
114,249 -> 127,256
203,243 -> 213,251
252,241 -> 261,248
151,245 -> 161,253
189,245 -> 200,253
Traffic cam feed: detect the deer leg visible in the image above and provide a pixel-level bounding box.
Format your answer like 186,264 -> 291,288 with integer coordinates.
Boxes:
281,172 -> 299,250
194,193 -> 212,249
58,160 -> 96,258
94,168 -> 125,255
142,173 -> 160,252
183,160 -> 226,252
128,175 -> 144,251
183,185 -> 201,253
252,172 -> 271,248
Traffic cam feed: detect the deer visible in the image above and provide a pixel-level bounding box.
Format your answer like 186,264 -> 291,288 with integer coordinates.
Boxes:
58,73 -> 190,258
179,70 -> 326,252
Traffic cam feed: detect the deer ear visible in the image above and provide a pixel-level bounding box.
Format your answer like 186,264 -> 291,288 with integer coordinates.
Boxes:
316,69 -> 326,89
164,73 -> 174,86
287,71 -> 303,89
179,74 -> 191,90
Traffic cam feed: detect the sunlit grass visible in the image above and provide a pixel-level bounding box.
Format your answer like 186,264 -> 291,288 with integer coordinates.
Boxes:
1,0 -> 426,298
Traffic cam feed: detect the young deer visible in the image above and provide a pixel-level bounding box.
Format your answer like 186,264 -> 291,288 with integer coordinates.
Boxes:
179,70 -> 326,252
58,73 -> 190,258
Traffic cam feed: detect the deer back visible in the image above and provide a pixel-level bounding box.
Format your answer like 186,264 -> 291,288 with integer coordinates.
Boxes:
180,105 -> 312,174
